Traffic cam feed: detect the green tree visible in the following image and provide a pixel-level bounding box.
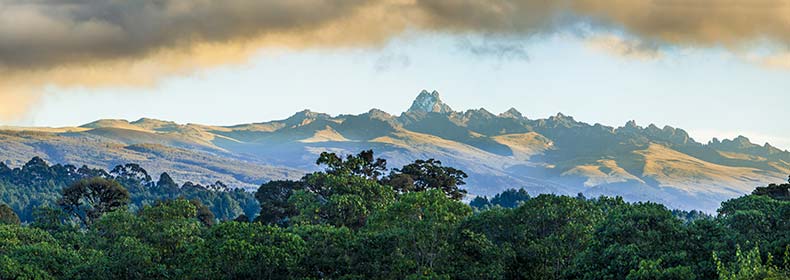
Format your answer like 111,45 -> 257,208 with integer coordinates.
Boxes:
362,190 -> 472,278
570,202 -> 692,280
136,198 -> 205,275
714,246 -> 790,280
489,188 -> 531,208
316,150 -> 388,180
384,159 -> 468,200
156,172 -> 180,198
0,254 -> 54,280
191,222 -> 306,279
189,198 -> 215,227
626,259 -> 695,280
719,194 -> 790,259
299,173 -> 396,229
58,177 -> 130,227
443,229 -> 508,280
255,180 -> 302,226
0,204 -> 20,225
289,225 -> 356,279
511,195 -> 603,279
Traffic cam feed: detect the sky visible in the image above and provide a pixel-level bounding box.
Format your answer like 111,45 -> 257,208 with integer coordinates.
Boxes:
1,0 -> 789,150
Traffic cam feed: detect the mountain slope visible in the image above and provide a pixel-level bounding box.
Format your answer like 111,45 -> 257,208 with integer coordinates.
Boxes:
1,90 -> 787,211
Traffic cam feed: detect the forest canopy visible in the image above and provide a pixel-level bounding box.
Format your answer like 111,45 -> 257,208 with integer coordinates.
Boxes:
0,151 -> 788,279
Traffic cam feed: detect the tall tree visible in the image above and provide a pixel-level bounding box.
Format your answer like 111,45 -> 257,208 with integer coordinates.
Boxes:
385,159 -> 469,200
58,177 -> 130,227
316,150 -> 387,180
255,180 -> 303,226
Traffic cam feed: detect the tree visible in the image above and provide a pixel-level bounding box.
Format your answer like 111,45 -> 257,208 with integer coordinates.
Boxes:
385,159 -> 468,200
469,196 -> 491,209
508,195 -> 603,279
156,172 -> 179,198
58,177 -> 130,227
110,163 -> 153,191
714,246 -> 790,280
299,173 -> 396,229
626,259 -> 695,280
192,222 -> 306,279
316,150 -> 388,180
136,198 -> 204,274
189,199 -> 215,227
443,229 -> 508,280
489,188 -> 530,208
0,204 -> 20,225
289,225 -> 356,279
752,182 -> 790,200
569,202 -> 691,280
362,190 -> 472,278
718,193 -> 790,260
31,207 -> 71,232
255,180 -> 302,226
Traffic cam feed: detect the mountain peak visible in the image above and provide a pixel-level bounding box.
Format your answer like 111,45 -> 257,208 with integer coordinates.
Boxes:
289,109 -> 330,120
408,90 -> 453,114
550,112 -> 575,122
500,108 -> 523,119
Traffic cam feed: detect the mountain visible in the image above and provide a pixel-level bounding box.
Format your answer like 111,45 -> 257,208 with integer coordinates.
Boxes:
1,90 -> 788,211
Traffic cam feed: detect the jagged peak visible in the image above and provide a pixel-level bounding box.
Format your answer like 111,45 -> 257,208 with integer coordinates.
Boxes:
499,108 -> 523,119
289,109 -> 329,119
645,124 -> 661,133
549,112 -> 576,122
464,108 -> 495,117
407,90 -> 453,114
716,135 -> 758,149
366,108 -> 394,120
734,135 -> 750,142
282,109 -> 331,127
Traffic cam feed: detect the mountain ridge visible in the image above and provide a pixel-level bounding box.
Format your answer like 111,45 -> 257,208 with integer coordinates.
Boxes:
1,90 -> 787,211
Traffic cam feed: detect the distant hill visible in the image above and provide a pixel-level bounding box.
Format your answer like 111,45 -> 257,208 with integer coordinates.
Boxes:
1,90 -> 787,211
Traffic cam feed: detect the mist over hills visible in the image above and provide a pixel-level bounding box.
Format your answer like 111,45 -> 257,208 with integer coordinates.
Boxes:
1,90 -> 787,211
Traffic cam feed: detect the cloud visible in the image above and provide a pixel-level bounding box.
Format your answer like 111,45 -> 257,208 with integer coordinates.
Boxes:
586,35 -> 662,60
456,37 -> 531,61
4,0 -> 790,70
2,0 -> 790,120
747,52 -> 790,69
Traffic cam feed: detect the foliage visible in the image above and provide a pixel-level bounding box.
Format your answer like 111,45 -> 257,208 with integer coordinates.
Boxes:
470,188 -> 531,209
1,152 -> 789,279
316,149 -> 388,180
385,159 -> 469,200
0,204 -> 20,225
714,246 -> 790,280
0,157 -> 259,223
58,177 -> 130,227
